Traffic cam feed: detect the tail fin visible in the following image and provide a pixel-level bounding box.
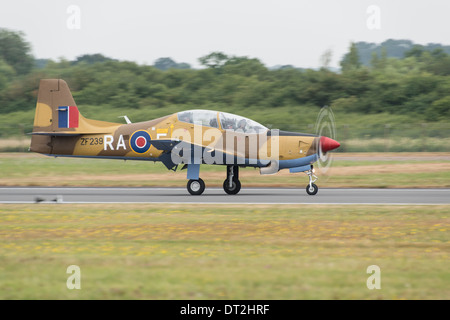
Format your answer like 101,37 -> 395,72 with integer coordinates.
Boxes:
32,79 -> 77,134
32,79 -> 118,134
30,79 -> 119,153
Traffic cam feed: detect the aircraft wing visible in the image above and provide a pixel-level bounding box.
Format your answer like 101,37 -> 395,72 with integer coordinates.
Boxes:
150,139 -> 182,151
148,139 -> 181,171
151,139 -> 213,154
152,139 -> 213,171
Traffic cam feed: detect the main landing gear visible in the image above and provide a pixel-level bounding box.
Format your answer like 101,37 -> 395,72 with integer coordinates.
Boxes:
187,178 -> 205,195
187,165 -> 316,196
223,165 -> 241,195
186,165 -> 242,195
305,167 -> 318,195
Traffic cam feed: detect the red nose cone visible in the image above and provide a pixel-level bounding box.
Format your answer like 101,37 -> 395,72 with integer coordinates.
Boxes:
320,136 -> 340,153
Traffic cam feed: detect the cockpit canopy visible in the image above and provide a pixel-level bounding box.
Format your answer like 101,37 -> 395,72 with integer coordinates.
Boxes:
177,110 -> 268,134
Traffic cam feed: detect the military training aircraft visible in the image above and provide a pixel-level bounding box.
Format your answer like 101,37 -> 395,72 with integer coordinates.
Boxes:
30,79 -> 340,195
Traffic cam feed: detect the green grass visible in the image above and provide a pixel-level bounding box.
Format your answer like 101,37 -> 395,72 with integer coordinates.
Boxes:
1,152 -> 449,188
325,171 -> 450,189
341,137 -> 450,152
0,204 -> 448,299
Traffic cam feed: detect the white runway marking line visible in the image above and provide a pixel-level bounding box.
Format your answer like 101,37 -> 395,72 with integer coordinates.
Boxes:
1,188 -> 449,205
0,201 -> 448,206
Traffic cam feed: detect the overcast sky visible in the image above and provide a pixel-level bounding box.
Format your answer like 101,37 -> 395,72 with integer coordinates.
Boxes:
1,0 -> 450,68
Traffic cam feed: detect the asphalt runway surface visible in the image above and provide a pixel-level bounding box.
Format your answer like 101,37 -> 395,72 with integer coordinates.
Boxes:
0,187 -> 449,205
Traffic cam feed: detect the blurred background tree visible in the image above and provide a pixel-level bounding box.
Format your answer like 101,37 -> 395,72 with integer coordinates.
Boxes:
0,28 -> 448,137
0,28 -> 34,75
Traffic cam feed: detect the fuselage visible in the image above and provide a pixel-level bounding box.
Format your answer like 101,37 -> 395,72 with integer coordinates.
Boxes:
31,109 -> 339,174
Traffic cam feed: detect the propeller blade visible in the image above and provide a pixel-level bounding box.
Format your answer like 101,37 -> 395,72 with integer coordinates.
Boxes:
314,106 -> 339,177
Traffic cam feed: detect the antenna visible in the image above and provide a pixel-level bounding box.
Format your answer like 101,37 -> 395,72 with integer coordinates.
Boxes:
118,115 -> 132,124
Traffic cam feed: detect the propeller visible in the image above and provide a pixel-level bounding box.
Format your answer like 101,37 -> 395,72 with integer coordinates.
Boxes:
314,106 -> 340,177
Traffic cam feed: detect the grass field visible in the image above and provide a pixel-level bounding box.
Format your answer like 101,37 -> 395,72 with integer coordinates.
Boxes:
0,204 -> 448,299
1,152 -> 448,299
0,152 -> 449,188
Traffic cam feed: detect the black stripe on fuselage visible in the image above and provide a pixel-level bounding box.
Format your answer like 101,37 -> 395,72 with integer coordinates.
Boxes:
268,130 -> 318,137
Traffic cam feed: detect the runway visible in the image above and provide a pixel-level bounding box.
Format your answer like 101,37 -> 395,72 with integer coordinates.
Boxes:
0,187 -> 449,205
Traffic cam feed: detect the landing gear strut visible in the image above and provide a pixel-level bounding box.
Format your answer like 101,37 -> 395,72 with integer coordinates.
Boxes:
223,165 -> 241,195
305,167 -> 318,195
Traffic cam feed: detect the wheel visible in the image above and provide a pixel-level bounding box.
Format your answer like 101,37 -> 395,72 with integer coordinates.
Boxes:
306,183 -> 318,195
223,178 -> 241,195
187,178 -> 205,195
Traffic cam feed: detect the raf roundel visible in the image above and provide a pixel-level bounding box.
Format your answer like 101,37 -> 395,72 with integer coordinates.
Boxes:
129,130 -> 152,153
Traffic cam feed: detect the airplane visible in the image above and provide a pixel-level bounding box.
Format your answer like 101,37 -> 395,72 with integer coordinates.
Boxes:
30,79 -> 340,195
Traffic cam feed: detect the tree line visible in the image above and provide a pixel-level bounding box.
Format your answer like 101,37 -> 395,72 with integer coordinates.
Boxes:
0,28 -> 449,123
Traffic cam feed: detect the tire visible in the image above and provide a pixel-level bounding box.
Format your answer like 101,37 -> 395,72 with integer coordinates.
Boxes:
187,178 -> 205,195
223,179 -> 241,195
306,183 -> 318,195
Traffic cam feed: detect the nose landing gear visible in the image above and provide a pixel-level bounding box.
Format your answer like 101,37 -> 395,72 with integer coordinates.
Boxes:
305,167 -> 318,195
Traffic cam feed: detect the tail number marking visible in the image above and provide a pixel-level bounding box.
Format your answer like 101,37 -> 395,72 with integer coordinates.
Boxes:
80,137 -> 103,146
